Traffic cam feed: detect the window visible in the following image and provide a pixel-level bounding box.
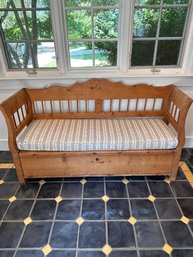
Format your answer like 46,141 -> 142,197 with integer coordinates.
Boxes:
0,0 -> 192,73
0,0 -> 56,69
64,0 -> 119,68
131,0 -> 191,68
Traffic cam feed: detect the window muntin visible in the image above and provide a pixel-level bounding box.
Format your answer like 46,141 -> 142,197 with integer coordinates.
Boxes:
64,0 -> 119,68
131,0 -> 191,67
0,0 -> 56,70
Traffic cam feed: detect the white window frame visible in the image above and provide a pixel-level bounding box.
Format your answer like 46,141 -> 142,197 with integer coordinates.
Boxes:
130,0 -> 192,69
0,0 -> 193,78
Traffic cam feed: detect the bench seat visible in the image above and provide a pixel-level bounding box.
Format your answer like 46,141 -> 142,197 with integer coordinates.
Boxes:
17,118 -> 178,151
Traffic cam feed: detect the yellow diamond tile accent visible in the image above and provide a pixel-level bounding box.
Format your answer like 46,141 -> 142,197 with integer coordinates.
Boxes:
180,162 -> 190,173
180,161 -> 193,185
101,195 -> 110,202
102,244 -> 112,255
128,216 -> 137,225
0,179 -> 4,185
163,243 -> 173,254
164,178 -> 171,184
39,179 -> 46,186
181,216 -> 190,224
9,196 -> 16,203
55,196 -> 63,203
76,217 -> 85,225
185,172 -> 193,183
148,195 -> 156,202
80,178 -> 87,185
122,178 -> 129,185
0,163 -> 14,169
24,217 -> 32,225
42,244 -> 52,256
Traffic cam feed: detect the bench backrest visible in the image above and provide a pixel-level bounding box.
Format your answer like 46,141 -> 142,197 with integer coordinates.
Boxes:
25,79 -> 172,120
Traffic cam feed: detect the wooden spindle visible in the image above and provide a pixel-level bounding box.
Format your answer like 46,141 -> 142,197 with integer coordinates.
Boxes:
41,101 -> 44,113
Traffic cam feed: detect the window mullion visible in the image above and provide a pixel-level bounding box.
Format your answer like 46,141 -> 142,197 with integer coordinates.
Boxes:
152,0 -> 163,68
119,0 -> 132,72
50,0 -> 68,73
177,1 -> 191,66
91,1 -> 95,67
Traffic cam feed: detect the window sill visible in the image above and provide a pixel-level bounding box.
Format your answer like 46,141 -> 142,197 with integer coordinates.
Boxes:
0,68 -> 193,80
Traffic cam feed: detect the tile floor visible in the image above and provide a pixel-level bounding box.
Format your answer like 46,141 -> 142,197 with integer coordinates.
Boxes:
0,149 -> 193,257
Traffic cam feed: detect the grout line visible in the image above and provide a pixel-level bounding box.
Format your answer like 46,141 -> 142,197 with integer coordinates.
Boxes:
1,245 -> 193,250
1,183 -> 21,221
168,182 -> 193,240
1,218 -> 193,223
126,177 -> 140,257
46,181 -> 64,255
13,182 -> 42,257
146,178 -> 173,257
75,181 -> 84,257
104,177 -> 109,250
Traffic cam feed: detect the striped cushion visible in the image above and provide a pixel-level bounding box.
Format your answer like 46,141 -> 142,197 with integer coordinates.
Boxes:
16,118 -> 178,151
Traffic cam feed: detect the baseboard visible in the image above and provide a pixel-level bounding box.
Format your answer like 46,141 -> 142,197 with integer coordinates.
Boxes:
0,139 -> 9,151
0,137 -> 193,151
185,136 -> 193,148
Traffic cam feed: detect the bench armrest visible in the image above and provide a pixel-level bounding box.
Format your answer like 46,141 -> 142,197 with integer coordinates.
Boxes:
0,89 -> 32,153
164,85 -> 193,148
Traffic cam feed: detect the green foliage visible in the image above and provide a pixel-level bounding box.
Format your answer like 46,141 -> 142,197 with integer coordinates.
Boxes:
94,9 -> 118,39
95,42 -> 117,66
134,8 -> 159,37
65,0 -> 91,7
93,0 -> 119,6
160,8 -> 187,37
66,10 -> 91,39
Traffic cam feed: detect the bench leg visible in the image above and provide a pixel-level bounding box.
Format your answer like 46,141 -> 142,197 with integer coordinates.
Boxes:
170,150 -> 181,182
12,154 -> 26,185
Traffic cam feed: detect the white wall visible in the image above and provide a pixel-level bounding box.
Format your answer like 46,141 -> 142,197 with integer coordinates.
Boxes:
0,75 -> 193,150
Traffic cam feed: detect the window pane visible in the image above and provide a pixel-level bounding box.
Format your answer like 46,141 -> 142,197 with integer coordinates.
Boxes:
65,0 -> 91,7
156,40 -> 181,65
1,10 -> 53,41
93,0 -> 119,6
35,11 -> 54,40
131,41 -> 155,66
0,0 -> 50,9
24,0 -> 50,8
0,0 -> 22,8
94,9 -> 118,39
69,42 -> 93,67
6,42 -> 32,69
133,8 -> 159,38
1,11 -> 27,40
163,0 -> 190,4
36,42 -> 57,68
95,41 -> 117,66
135,0 -> 160,5
160,8 -> 188,37
66,10 -> 92,39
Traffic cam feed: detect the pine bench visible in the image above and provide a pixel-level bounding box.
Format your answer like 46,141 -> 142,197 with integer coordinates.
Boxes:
0,79 -> 192,185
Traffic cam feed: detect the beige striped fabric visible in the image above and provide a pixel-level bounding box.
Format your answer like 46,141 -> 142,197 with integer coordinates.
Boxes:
16,118 -> 178,151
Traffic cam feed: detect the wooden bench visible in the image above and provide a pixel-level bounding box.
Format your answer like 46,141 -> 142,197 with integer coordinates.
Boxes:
0,79 -> 192,185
